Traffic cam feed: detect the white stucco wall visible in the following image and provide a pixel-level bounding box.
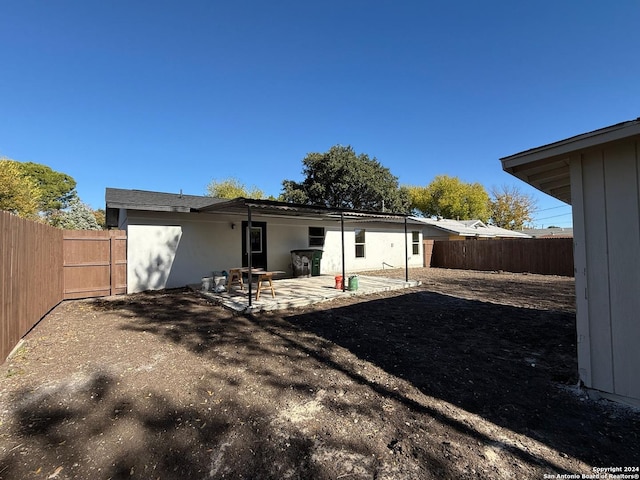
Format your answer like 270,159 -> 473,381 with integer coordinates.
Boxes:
122,211 -> 423,293
125,211 -> 245,293
127,224 -> 182,292
321,224 -> 423,273
263,218 -> 423,274
571,138 -> 640,404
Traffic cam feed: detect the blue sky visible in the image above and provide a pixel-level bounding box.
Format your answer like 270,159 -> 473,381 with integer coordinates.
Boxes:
2,2 -> 639,228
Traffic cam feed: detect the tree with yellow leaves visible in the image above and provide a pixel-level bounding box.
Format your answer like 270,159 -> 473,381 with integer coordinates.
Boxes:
489,185 -> 537,230
407,175 -> 491,222
0,158 -> 42,219
206,177 -> 265,199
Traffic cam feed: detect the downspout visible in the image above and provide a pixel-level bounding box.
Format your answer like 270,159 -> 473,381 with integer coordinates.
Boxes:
247,205 -> 253,307
404,217 -> 409,282
341,212 -> 346,292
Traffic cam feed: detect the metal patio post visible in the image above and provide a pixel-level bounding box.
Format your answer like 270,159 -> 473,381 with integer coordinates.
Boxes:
404,217 -> 409,282
247,205 -> 253,307
341,212 -> 346,292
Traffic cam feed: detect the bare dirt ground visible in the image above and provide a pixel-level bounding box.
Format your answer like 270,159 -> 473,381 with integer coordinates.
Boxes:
1,268 -> 638,479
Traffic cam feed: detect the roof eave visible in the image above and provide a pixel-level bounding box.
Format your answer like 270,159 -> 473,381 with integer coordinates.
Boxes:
106,202 -> 193,213
500,118 -> 640,205
501,118 -> 640,167
196,197 -> 411,220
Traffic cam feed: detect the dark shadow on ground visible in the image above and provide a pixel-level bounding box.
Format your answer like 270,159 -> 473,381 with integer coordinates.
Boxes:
99,290 -> 637,471
0,370 -> 330,479
1,290 -> 451,479
282,291 -> 639,467
2,289 -> 637,480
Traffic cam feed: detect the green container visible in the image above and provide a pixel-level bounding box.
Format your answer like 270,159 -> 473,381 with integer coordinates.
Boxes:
311,250 -> 323,276
348,275 -> 359,291
291,249 -> 323,277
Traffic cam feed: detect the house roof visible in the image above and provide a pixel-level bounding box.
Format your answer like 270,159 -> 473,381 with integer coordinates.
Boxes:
106,188 -> 417,223
518,227 -> 573,238
500,118 -> 640,205
412,217 -> 531,238
197,196 -> 418,223
105,187 -> 224,212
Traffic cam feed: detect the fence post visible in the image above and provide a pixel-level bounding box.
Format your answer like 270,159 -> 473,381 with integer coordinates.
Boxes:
109,234 -> 114,296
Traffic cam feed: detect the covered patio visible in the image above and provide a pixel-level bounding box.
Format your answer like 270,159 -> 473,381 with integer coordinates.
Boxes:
195,197 -> 423,311
194,274 -> 421,313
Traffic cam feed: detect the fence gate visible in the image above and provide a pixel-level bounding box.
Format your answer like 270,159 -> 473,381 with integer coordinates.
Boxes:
63,230 -> 127,299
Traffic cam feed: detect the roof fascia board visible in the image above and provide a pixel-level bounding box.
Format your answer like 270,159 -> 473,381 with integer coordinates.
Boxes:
246,199 -> 410,218
501,119 -> 640,169
106,203 -> 192,213
197,197 -> 410,219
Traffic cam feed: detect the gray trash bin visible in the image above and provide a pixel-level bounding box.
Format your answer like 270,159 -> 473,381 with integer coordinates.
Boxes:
291,249 -> 323,277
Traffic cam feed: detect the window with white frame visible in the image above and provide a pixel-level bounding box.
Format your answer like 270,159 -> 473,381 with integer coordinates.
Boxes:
355,229 -> 366,258
412,231 -> 420,255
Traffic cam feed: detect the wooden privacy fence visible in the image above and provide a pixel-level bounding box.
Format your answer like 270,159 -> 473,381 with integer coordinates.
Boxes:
1,212 -> 63,364
428,237 -> 574,276
64,230 -> 126,299
1,211 -> 126,362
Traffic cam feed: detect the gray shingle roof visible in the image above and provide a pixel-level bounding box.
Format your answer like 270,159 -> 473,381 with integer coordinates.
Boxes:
105,187 -> 223,212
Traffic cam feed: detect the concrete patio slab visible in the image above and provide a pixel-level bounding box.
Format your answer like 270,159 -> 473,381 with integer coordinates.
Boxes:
193,275 -> 421,313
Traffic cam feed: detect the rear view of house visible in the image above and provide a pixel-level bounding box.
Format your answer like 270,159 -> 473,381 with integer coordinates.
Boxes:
106,188 -> 424,294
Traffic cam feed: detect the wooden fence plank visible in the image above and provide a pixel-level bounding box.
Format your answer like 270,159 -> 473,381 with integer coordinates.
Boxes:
0,212 -> 63,362
62,230 -> 127,299
1,212 -> 127,362
429,238 -> 574,276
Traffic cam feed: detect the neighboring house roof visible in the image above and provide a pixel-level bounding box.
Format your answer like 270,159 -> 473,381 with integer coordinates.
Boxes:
500,118 -> 640,204
105,187 -> 223,212
519,227 -> 573,238
459,219 -> 486,228
411,217 -> 531,238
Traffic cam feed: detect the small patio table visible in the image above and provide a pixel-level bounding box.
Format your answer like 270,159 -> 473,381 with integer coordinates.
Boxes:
227,268 -> 284,300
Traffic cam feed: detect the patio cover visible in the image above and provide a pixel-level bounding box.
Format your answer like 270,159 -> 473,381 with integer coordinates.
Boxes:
196,198 -> 418,307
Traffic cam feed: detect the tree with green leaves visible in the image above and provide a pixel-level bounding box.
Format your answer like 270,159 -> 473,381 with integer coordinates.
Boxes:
0,158 -> 42,218
49,196 -> 101,230
206,177 -> 265,199
408,175 -> 491,222
280,145 -> 410,212
489,185 -> 537,230
1,158 -> 101,229
18,161 -> 77,213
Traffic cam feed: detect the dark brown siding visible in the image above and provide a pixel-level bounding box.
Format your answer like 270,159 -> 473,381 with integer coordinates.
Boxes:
430,238 -> 574,276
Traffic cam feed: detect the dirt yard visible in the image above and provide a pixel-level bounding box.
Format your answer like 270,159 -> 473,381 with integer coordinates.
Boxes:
0,268 -> 638,479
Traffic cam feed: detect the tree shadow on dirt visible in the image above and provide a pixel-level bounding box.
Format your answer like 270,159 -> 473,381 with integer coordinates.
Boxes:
99,289 -> 638,471
0,290 -> 456,479
95,292 -> 632,471
0,369 -> 333,479
97,290 -> 479,478
281,290 -> 639,468
3,289 -> 636,479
